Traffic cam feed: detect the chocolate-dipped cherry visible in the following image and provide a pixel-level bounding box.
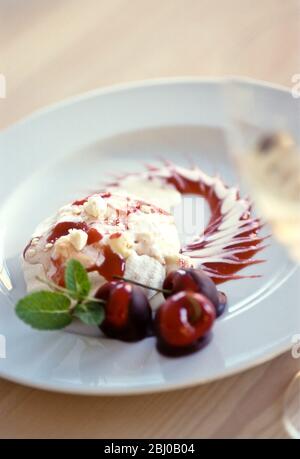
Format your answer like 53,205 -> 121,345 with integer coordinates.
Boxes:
155,291 -> 216,351
163,268 -> 221,315
95,281 -> 152,342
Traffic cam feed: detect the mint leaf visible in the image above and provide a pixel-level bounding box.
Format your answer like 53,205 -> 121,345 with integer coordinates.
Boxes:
65,259 -> 91,300
15,291 -> 72,330
74,302 -> 105,326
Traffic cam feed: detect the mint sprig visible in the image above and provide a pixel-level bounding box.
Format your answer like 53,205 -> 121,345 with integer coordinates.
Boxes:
74,302 -> 105,326
16,291 -> 72,330
15,259 -> 105,330
65,259 -> 91,300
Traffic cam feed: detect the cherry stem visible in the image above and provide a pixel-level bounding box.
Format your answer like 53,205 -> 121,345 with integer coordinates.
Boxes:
36,276 -> 106,305
113,275 -> 170,295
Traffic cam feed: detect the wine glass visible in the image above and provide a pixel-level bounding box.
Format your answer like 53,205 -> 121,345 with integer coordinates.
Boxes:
283,370 -> 300,438
223,77 -> 300,438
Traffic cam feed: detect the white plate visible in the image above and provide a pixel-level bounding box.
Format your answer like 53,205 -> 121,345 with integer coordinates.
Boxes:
0,78 -> 299,395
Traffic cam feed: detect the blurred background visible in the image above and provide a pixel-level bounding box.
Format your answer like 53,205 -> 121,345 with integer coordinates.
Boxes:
0,0 -> 300,440
0,0 -> 299,129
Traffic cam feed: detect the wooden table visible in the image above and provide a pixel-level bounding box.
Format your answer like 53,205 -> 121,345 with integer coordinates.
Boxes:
0,0 -> 299,439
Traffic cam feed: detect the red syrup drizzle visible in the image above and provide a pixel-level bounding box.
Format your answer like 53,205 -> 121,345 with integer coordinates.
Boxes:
72,191 -> 112,206
47,221 -> 89,243
47,221 -> 103,246
87,245 -> 125,281
161,167 -> 266,284
24,192 -> 168,290
87,228 -> 103,245
109,164 -> 266,285
49,240 -> 124,287
48,226 -> 124,286
51,257 -> 66,287
27,193 -> 157,287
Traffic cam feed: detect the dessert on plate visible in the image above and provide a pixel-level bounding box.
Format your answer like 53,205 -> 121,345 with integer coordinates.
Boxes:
23,191 -> 191,300
18,162 -> 265,355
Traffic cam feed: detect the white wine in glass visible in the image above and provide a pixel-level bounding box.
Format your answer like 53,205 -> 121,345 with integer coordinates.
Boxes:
239,131 -> 300,263
224,79 -> 300,438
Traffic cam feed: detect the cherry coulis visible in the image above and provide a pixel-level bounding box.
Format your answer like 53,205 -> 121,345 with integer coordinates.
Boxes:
151,166 -> 265,284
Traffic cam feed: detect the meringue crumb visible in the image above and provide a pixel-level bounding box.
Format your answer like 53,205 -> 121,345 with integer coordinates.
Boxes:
141,204 -> 152,214
53,237 -> 71,259
84,195 -> 107,218
68,229 -> 88,251
45,243 -> 53,249
59,204 -> 82,217
72,205 -> 83,215
53,229 -> 88,257
107,231 -> 134,258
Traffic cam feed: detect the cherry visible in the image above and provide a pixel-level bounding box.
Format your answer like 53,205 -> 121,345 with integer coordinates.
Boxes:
163,268 -> 220,314
155,291 -> 216,350
95,281 -> 152,342
115,268 -> 226,318
216,291 -> 227,317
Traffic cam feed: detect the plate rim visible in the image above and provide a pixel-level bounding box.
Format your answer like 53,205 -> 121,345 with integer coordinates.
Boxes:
0,76 -> 297,395
0,339 -> 294,396
0,75 -> 292,135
